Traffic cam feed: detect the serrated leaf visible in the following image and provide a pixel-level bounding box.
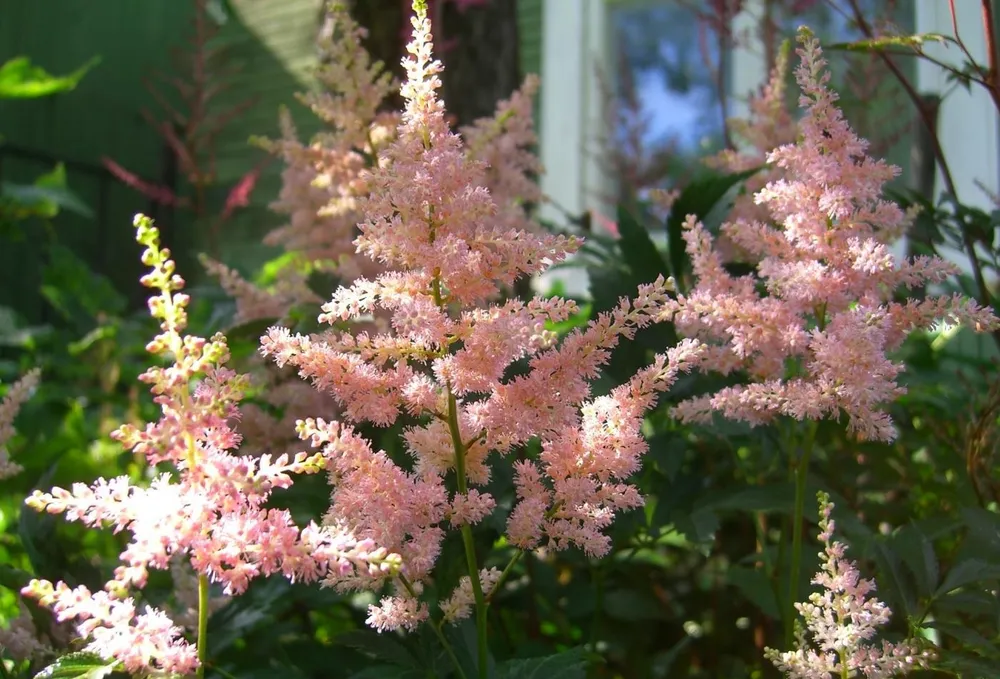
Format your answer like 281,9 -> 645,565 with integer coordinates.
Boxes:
673,507 -> 720,546
728,566 -> 780,618
445,619 -> 493,679
936,559 -> 1000,597
615,204 -> 670,283
495,647 -> 590,679
34,651 -> 117,679
336,630 -> 420,669
665,168 -> 759,292
938,652 -> 1000,679
890,526 -> 939,598
699,483 -> 795,514
923,621 -> 996,654
870,540 -> 916,619
962,507 -> 1000,559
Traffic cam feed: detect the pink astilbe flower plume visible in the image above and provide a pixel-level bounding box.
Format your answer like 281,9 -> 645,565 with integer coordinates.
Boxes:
662,28 -> 998,441
261,0 -> 701,633
765,492 -> 933,678
205,2 -> 545,460
21,215 -> 400,676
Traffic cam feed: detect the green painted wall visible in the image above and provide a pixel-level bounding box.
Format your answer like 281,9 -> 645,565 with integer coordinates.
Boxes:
0,0 -> 544,322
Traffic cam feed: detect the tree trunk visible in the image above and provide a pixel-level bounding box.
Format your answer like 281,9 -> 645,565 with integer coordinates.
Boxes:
438,0 -> 522,127
348,0 -> 522,128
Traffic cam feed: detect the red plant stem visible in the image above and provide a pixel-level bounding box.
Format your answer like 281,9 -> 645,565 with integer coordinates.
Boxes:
846,0 -> 999,350
981,0 -> 1000,108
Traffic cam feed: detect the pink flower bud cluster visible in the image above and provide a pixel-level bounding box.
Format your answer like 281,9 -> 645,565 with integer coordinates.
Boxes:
260,4 -> 702,632
20,215 -> 400,675
662,30 -> 998,441
765,493 -> 933,678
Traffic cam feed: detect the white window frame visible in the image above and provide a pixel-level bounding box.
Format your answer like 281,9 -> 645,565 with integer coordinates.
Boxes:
535,1 -> 1000,294
915,1 -> 1000,212
536,0 -> 613,297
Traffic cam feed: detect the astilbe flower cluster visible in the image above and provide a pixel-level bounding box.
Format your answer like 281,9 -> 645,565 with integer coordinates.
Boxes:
205,3 -> 545,459
661,29 -> 998,442
261,1 -> 703,632
765,492 -> 932,678
0,368 -> 40,481
20,216 -> 400,676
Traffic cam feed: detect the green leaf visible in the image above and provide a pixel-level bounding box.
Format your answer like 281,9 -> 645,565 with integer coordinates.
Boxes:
728,566 -> 780,618
0,564 -> 32,591
665,168 -> 759,292
1,163 -> 94,219
40,243 -> 126,330
495,647 -> 591,679
35,651 -> 118,679
603,588 -> 669,622
347,666 -> 425,679
962,507 -> 1000,559
615,204 -> 670,283
0,55 -> 100,98
870,540 -> 916,619
336,630 -> 420,669
445,619 -> 493,679
224,316 -> 280,344
890,525 -> 939,598
937,652 -> 1000,679
923,621 -> 997,655
673,507 -> 720,547
699,483 -> 795,514
936,559 -> 1000,597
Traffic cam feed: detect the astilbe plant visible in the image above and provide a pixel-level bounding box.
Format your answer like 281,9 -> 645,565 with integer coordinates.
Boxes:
765,492 -> 933,678
659,25 -> 999,653
259,2 -> 702,673
663,28 -> 998,443
19,216 -> 400,677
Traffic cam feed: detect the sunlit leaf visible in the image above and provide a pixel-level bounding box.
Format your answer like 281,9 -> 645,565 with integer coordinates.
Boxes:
0,55 -> 99,98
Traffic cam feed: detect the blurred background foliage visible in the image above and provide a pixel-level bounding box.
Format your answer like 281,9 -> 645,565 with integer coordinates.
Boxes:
2,1 -> 1000,678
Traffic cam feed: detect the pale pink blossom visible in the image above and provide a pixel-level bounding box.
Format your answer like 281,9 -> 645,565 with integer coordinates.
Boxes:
440,568 -> 503,623
260,1 -> 701,630
765,493 -> 933,678
22,216 -> 398,674
662,30 -> 998,441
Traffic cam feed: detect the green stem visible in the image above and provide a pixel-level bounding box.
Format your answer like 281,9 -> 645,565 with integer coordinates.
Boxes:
400,575 -> 468,679
784,423 -> 815,649
196,574 -> 210,679
485,549 -> 524,603
208,663 -> 240,679
446,389 -> 489,679
589,564 -> 606,654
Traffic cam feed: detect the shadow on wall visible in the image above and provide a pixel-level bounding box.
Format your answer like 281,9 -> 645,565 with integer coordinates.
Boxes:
0,0 -> 324,325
